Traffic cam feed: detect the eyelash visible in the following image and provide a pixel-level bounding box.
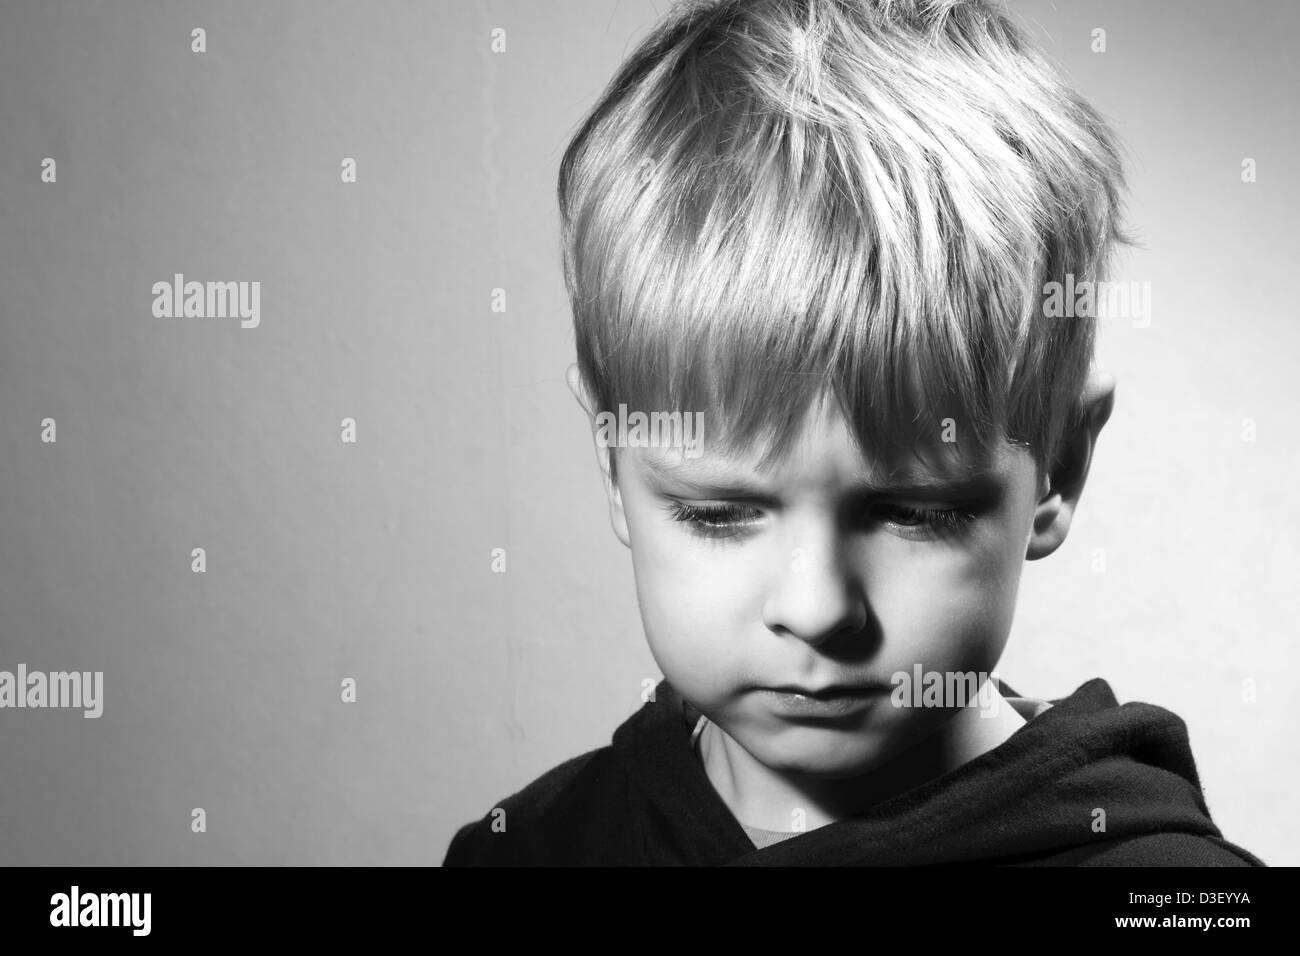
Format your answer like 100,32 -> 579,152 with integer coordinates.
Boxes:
665,502 -> 760,538
663,501 -> 978,539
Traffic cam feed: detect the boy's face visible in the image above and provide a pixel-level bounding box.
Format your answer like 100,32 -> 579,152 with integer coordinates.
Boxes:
607,395 -> 1051,779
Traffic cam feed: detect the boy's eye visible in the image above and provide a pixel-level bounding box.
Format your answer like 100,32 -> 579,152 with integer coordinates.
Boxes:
664,501 -> 762,538
871,503 -> 977,537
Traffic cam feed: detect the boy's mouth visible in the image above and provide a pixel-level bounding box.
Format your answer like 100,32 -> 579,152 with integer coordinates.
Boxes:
761,683 -> 890,719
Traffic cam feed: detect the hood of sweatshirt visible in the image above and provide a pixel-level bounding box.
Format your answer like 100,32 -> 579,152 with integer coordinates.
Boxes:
610,677 -> 1262,866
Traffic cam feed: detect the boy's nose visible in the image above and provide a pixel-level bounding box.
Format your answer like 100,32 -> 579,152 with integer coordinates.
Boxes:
761,529 -> 869,649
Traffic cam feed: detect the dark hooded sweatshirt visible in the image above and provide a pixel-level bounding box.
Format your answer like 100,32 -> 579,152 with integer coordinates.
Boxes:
441,678 -> 1263,866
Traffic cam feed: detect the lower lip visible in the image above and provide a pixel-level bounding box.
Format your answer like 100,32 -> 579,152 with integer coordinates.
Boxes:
760,688 -> 885,719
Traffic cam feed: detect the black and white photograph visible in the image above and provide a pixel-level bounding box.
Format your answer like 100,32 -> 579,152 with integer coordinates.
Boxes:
0,0 -> 1291,933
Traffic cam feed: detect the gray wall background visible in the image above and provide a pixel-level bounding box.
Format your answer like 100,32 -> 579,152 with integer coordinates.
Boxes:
0,0 -> 1295,866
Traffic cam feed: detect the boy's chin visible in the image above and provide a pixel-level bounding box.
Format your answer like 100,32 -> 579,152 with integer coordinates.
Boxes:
734,711 -> 956,781
740,729 -> 902,780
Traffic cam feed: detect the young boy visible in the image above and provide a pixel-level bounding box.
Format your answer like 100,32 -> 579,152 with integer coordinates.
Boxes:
444,0 -> 1262,866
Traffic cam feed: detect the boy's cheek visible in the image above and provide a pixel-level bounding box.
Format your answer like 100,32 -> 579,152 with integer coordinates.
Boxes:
869,570 -> 1017,669
879,612 -> 1001,675
636,532 -> 766,610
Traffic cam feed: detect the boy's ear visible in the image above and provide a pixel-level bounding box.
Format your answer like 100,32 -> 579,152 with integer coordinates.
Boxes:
1026,369 -> 1116,561
566,363 -> 631,548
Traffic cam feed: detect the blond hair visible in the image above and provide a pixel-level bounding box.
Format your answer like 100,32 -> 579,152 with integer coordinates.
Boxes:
559,0 -> 1128,479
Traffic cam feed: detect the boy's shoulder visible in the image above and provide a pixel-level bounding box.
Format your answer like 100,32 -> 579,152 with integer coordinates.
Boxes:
441,682 -> 753,866
444,712 -> 686,868
1039,832 -> 1263,867
441,743 -> 631,866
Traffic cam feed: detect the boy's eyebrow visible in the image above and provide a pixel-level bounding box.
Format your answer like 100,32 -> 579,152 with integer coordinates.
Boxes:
638,454 -> 999,497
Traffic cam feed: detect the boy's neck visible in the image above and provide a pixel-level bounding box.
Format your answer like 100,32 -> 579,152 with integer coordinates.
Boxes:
698,685 -> 1027,833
